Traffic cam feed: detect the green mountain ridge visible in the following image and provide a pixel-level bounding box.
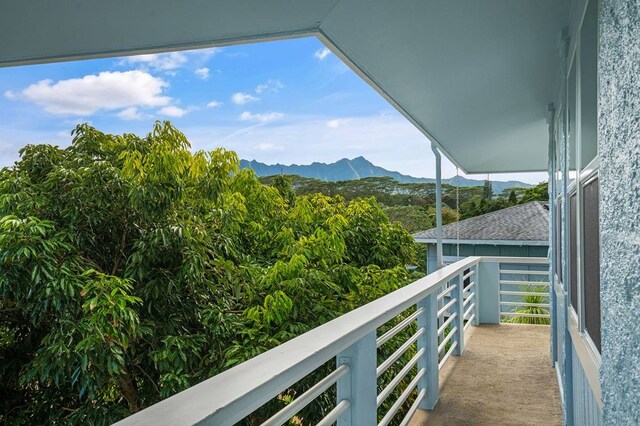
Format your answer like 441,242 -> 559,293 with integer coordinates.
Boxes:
240,156 -> 533,194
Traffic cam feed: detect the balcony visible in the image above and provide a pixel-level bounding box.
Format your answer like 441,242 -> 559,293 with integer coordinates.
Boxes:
115,256 -> 560,425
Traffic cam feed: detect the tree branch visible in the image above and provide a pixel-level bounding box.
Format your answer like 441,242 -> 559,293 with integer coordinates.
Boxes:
111,228 -> 128,276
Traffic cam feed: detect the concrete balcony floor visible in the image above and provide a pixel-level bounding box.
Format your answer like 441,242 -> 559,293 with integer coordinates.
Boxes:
410,324 -> 562,426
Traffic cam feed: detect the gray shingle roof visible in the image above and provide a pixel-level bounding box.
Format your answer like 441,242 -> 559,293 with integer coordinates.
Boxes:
413,201 -> 549,243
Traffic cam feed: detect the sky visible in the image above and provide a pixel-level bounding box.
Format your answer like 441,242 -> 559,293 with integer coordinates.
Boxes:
0,37 -> 547,184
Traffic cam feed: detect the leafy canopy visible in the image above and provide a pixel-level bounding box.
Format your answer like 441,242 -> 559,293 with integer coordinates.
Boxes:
0,122 -> 415,424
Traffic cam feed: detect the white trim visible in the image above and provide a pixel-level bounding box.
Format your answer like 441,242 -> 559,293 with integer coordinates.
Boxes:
414,238 -> 548,246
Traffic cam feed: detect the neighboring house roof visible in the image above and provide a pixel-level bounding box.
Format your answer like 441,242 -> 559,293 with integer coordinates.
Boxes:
413,201 -> 550,246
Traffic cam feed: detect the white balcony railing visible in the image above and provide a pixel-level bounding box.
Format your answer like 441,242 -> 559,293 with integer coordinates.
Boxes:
115,256 -> 549,426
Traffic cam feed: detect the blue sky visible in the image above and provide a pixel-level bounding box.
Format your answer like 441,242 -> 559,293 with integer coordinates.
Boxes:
0,37 -> 546,184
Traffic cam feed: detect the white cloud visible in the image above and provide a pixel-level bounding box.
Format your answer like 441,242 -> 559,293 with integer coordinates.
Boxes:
255,142 -> 284,151
314,47 -> 332,61
14,71 -> 170,116
231,92 -> 259,105
327,119 -> 342,128
255,79 -> 284,94
4,90 -> 16,100
195,67 -> 210,80
117,107 -> 145,121
117,48 -> 219,73
158,105 -> 189,118
239,111 -> 284,123
206,100 -> 222,108
122,52 -> 188,71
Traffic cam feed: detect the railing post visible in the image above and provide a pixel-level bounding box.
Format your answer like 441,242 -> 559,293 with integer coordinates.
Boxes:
336,332 -> 377,426
417,292 -> 439,409
454,274 -> 465,355
473,264 -> 480,326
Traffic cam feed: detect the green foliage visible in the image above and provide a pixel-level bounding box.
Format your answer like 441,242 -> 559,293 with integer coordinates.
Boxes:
505,286 -> 550,325
482,179 -> 494,200
259,175 -> 482,211
0,122 -> 416,424
270,174 -> 296,207
459,182 -> 548,220
383,205 -> 433,233
519,181 -> 549,204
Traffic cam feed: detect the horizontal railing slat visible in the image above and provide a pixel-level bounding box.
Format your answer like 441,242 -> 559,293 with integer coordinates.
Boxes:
316,400 -> 350,426
500,312 -> 550,318
376,307 -> 423,348
437,326 -> 457,353
377,348 -> 425,407
500,290 -> 551,297
378,368 -> 425,426
437,298 -> 457,318
261,364 -> 349,426
499,280 -> 549,286
464,315 -> 475,331
438,341 -> 458,370
500,269 -> 549,275
500,301 -> 550,308
400,388 -> 426,426
437,283 -> 457,301
377,328 -> 425,378
437,313 -> 457,336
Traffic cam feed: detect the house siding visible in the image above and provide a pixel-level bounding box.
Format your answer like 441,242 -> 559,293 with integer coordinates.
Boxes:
599,0 -> 640,423
426,243 -> 548,274
572,347 -> 603,425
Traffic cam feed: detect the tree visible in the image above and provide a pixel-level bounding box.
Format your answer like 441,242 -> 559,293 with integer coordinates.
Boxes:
519,181 -> 549,204
0,122 -> 416,424
482,179 -> 494,200
270,174 -> 296,207
508,190 -> 518,205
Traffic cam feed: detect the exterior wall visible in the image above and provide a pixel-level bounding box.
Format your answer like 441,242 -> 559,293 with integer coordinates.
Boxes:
599,1 -> 640,423
572,348 -> 603,425
425,243 -> 548,274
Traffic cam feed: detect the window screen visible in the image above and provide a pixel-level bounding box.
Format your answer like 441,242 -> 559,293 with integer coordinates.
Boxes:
570,193 -> 578,311
583,177 -> 601,352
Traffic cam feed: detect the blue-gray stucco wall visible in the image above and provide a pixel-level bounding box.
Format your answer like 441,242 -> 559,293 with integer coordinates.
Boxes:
599,1 -> 640,423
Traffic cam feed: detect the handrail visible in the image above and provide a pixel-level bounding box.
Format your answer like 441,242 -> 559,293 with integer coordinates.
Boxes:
115,256 -> 482,426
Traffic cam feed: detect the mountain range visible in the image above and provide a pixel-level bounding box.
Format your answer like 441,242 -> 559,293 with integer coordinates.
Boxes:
240,157 -> 531,193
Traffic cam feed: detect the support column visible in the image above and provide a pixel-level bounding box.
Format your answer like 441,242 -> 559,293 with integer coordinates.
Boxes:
417,293 -> 439,409
453,274 -> 465,355
547,103 -> 558,366
431,142 -> 443,270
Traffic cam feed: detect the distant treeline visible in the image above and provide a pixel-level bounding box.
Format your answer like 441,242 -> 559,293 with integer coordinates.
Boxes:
260,175 -> 549,233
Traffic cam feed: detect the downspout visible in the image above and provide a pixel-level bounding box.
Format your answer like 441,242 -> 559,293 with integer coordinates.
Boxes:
431,142 -> 444,269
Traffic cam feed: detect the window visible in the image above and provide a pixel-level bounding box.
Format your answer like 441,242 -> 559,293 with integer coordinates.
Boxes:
569,193 -> 578,312
559,0 -> 601,359
582,177 -> 601,351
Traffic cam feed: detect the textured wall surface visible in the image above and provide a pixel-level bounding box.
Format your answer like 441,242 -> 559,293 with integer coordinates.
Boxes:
599,0 -> 640,423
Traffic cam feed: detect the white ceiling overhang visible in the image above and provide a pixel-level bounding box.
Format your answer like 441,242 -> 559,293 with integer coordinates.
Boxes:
0,0 -> 571,173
